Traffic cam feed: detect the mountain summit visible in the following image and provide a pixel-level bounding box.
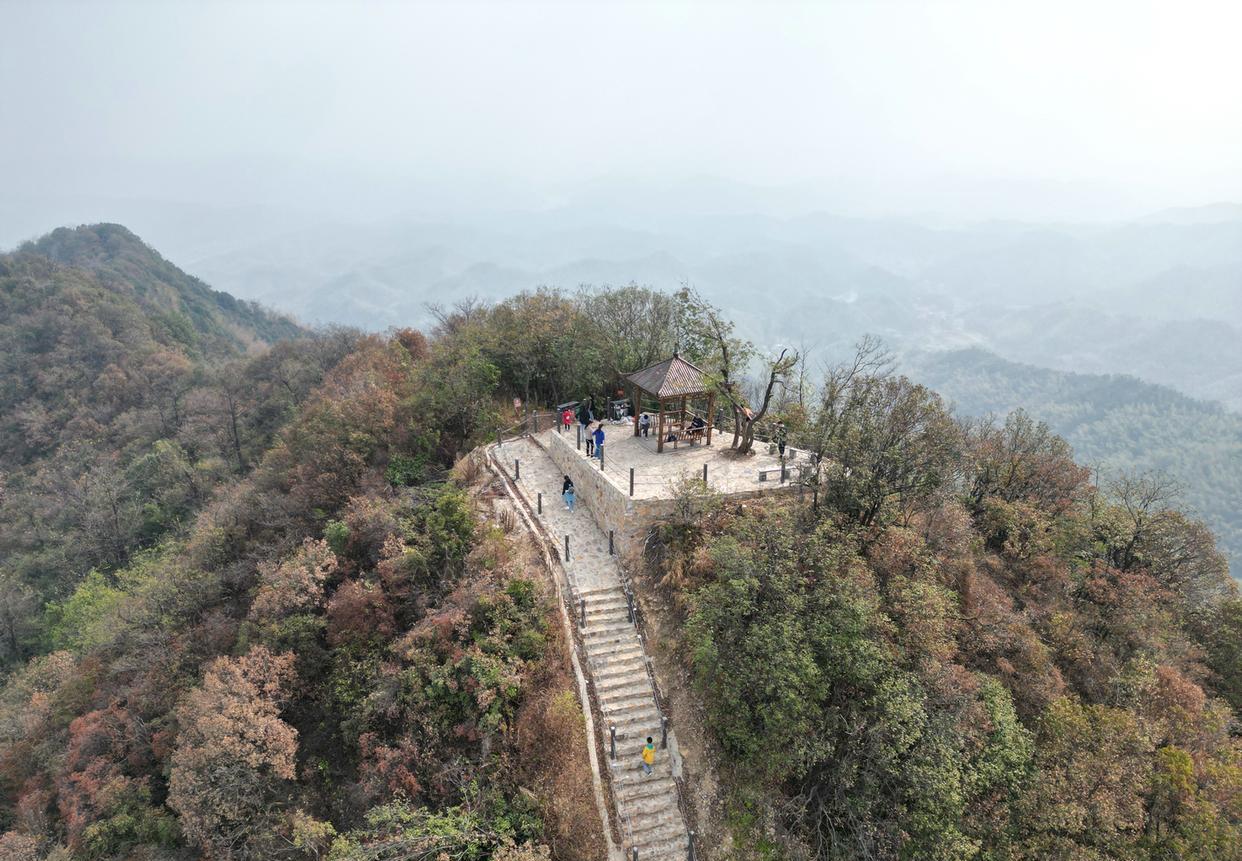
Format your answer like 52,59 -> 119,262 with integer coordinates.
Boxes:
18,223 -> 303,353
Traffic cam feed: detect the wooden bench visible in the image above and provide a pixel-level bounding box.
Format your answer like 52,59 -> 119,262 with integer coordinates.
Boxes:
665,426 -> 707,448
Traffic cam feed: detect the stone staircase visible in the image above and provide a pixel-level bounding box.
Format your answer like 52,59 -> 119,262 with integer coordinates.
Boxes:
493,436 -> 691,861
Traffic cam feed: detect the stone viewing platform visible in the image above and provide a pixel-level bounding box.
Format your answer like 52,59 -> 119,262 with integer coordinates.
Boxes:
546,422 -> 807,499
523,425 -> 809,552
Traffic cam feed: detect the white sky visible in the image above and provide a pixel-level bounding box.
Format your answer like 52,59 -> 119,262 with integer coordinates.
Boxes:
2,0 -> 1240,221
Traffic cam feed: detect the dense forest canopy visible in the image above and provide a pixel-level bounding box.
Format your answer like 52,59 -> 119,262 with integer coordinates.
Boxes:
909,348 -> 1242,575
0,225 -> 1239,861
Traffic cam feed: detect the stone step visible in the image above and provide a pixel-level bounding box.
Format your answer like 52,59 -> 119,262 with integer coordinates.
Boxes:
618,790 -> 683,818
584,635 -> 640,654
634,832 -> 692,861
578,584 -> 621,599
590,662 -> 648,684
600,700 -> 660,725
630,819 -> 687,849
586,592 -> 629,609
588,641 -> 646,661
583,601 -> 630,621
595,676 -> 653,700
591,653 -> 649,678
599,691 -> 657,715
584,632 -> 643,654
607,713 -> 664,739
583,619 -> 636,639
613,774 -> 677,802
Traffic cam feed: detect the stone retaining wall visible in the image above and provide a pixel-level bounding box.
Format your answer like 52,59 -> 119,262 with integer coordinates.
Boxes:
537,431 -> 803,556
541,431 -> 640,546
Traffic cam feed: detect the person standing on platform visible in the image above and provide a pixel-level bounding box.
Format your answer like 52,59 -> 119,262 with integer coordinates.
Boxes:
593,423 -> 605,461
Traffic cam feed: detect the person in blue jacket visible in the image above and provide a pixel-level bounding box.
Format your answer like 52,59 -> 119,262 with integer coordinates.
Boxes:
593,424 -> 605,460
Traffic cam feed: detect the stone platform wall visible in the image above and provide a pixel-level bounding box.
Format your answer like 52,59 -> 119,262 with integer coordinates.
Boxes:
536,430 -> 802,558
540,431 -> 644,549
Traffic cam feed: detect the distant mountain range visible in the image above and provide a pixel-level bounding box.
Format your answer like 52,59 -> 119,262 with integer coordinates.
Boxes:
909,348 -> 1242,575
156,204 -> 1242,410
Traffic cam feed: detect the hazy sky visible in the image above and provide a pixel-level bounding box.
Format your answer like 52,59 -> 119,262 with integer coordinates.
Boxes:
2,0 -> 1240,228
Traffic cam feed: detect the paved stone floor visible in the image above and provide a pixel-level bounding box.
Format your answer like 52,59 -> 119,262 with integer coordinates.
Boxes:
503,436 -> 620,592
544,423 -> 810,499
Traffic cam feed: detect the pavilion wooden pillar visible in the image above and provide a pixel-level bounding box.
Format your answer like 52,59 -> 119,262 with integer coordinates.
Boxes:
706,391 -> 716,445
656,398 -> 666,453
632,385 -> 642,436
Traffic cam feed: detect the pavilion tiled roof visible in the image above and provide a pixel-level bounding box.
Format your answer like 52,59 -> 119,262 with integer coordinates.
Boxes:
625,354 -> 712,399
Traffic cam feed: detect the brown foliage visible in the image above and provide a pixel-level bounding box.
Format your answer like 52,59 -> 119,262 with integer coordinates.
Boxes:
250,538 -> 336,623
167,647 -> 298,860
512,637 -> 607,861
326,580 -> 395,648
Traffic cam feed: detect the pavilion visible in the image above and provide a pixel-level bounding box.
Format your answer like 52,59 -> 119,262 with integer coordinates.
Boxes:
624,353 -> 717,453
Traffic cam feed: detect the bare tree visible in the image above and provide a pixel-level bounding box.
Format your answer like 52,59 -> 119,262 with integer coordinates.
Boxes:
1103,470 -> 1182,571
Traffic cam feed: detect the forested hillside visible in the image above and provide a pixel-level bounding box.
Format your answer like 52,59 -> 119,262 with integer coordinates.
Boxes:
907,348 -> 1242,574
0,226 -> 357,656
1,248 -> 1240,861
21,224 -> 304,353
650,352 -> 1242,860
0,234 -> 613,860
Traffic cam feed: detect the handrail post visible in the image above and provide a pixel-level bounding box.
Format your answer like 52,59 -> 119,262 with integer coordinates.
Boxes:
702,463 -> 707,484
629,467 -> 634,497
514,458 -> 520,480
661,715 -> 668,749
626,589 -> 634,624
580,596 -> 586,628
537,492 -> 542,514
688,830 -> 696,861
609,530 -> 614,555
577,423 -> 582,451
610,725 -> 617,760
565,534 -> 570,562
